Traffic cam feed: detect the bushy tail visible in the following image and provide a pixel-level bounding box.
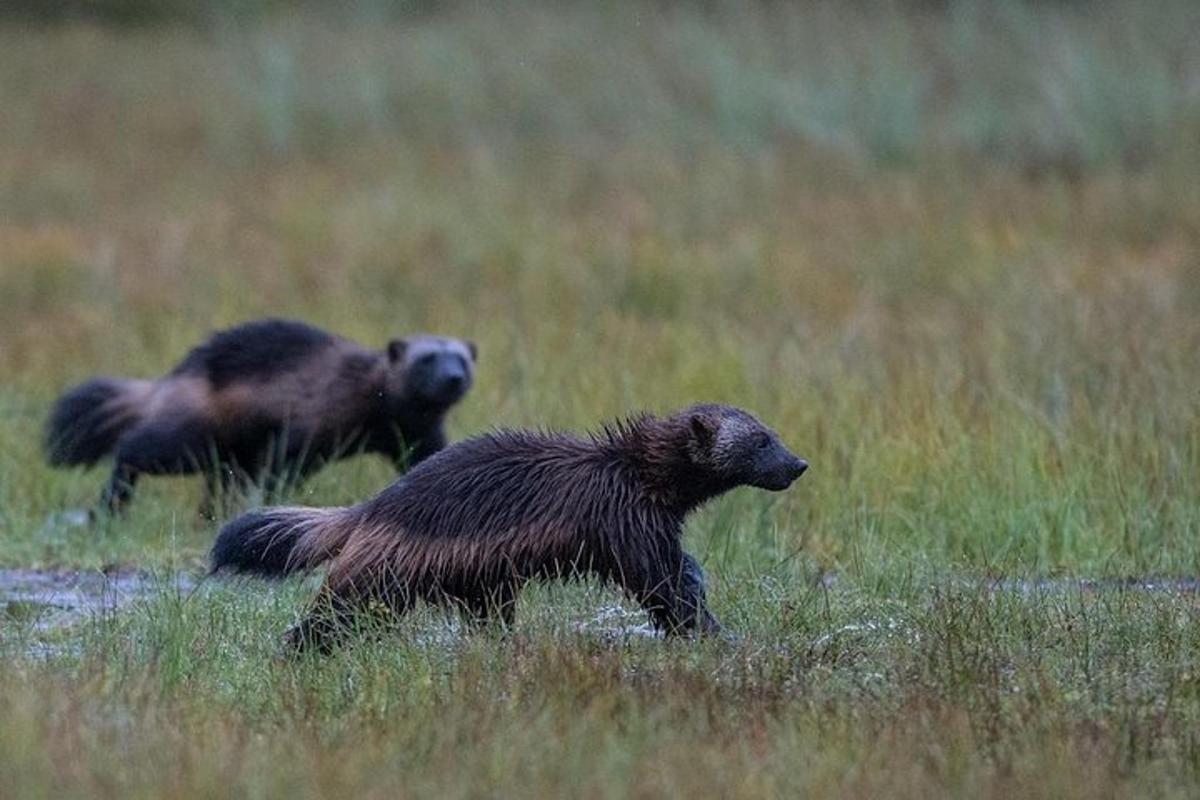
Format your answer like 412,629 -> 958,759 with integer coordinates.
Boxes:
44,378 -> 146,466
210,506 -> 354,578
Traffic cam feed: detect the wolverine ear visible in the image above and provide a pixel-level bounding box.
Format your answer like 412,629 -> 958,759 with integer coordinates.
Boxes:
689,414 -> 717,449
465,340 -> 478,362
387,338 -> 408,364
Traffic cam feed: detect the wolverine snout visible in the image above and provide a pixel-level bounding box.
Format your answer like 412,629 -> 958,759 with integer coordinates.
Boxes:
436,372 -> 468,402
753,450 -> 807,491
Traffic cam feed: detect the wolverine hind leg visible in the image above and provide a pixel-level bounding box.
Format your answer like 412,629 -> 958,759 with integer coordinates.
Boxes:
100,462 -> 140,515
99,416 -> 210,515
458,579 -> 521,630
285,592 -> 358,655
285,578 -> 415,654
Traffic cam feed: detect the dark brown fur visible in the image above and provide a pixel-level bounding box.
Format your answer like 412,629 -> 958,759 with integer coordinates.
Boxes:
211,403 -> 807,652
44,319 -> 476,515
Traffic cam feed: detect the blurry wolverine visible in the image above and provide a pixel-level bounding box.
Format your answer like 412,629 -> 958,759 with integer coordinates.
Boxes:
44,318 -> 476,516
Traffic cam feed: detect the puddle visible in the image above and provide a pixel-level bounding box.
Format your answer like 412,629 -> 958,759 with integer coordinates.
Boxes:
4,567 -> 1197,661
574,605 -> 663,640
0,568 -> 195,635
413,606 -> 662,647
981,576 -> 1200,596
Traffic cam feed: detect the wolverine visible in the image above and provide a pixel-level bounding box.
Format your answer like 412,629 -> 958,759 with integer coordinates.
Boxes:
211,403 -> 807,652
45,318 -> 476,516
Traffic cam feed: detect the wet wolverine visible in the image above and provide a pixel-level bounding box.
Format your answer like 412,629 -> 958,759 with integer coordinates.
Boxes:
45,319 -> 476,515
211,404 -> 808,652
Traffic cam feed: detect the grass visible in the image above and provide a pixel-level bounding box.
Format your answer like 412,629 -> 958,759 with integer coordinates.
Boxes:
1,1 -> 1199,796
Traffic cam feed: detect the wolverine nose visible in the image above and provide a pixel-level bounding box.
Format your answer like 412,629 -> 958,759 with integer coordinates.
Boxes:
791,458 -> 808,478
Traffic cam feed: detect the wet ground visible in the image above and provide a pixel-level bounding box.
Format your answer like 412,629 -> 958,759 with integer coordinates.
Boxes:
0,567 -> 659,654
982,576 -> 1200,594
0,567 -> 195,635
1,568 -> 1197,657
805,570 -> 1200,597
575,605 -> 663,640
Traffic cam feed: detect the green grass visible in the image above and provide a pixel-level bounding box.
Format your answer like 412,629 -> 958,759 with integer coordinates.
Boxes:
1,1 -> 1199,796
4,576 -> 1200,797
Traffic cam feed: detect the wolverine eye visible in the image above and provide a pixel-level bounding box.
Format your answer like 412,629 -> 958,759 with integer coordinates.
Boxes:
754,433 -> 770,450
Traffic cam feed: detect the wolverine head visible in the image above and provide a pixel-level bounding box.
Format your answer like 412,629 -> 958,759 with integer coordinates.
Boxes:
386,335 -> 477,411
681,404 -> 808,492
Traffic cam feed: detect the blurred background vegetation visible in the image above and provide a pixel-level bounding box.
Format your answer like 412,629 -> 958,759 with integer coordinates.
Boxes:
1,0 -> 1198,573
6,0 -> 1199,169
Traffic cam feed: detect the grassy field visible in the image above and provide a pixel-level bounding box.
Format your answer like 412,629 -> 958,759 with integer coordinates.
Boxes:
2,2 -> 1199,796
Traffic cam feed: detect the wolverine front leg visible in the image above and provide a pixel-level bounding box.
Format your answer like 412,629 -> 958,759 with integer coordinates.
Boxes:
679,551 -> 722,635
620,542 -> 722,637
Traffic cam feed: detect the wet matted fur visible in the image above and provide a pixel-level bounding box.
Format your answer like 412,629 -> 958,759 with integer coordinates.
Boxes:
211,403 -> 808,652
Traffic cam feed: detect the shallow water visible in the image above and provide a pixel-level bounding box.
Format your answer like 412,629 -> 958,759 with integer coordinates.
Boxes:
0,568 -> 195,634
574,605 -> 662,640
981,576 -> 1200,595
2,568 -> 1197,658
